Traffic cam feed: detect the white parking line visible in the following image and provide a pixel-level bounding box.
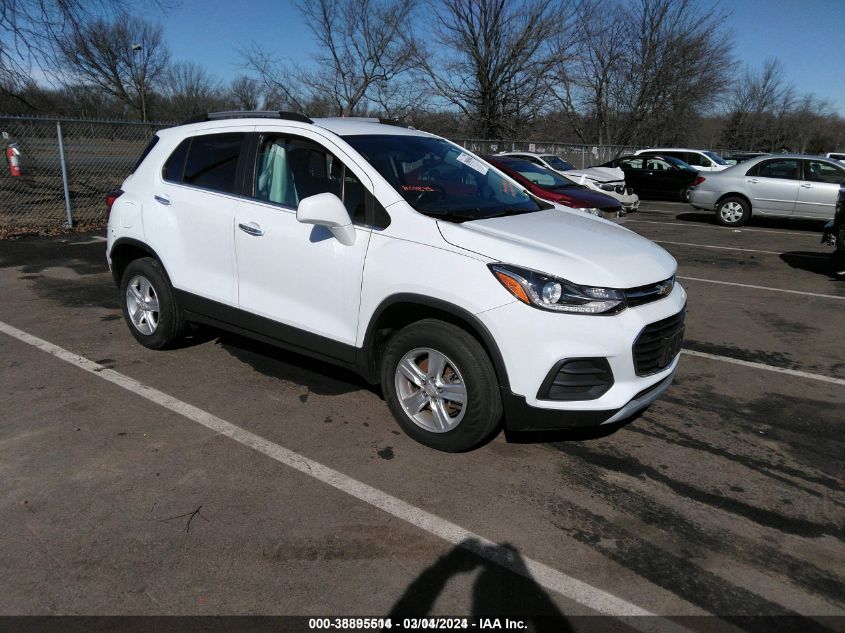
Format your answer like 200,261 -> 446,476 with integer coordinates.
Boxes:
677,276 -> 845,301
628,219 -> 817,238
654,240 -> 828,259
0,319 -> 655,619
682,349 -> 845,386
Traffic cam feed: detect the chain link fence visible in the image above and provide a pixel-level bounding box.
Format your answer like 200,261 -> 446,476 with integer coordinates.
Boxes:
0,114 -> 738,236
0,116 -> 168,235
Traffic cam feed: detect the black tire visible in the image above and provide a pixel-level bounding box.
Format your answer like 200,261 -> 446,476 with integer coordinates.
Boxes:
380,319 -> 503,452
716,196 -> 751,227
120,257 -> 184,349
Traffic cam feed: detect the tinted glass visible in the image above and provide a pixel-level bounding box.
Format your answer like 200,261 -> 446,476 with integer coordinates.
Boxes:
254,135 -> 365,223
542,155 -> 575,171
131,135 -> 159,173
344,135 -> 544,222
183,133 -> 244,193
684,152 -> 705,167
757,159 -> 800,180
804,160 -> 845,184
162,138 -> 190,182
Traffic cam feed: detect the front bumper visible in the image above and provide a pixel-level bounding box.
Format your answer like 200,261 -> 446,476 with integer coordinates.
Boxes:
478,283 -> 687,430
502,370 -> 676,431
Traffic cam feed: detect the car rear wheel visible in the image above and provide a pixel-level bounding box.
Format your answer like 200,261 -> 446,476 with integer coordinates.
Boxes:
120,257 -> 184,349
716,197 -> 750,227
380,319 -> 502,452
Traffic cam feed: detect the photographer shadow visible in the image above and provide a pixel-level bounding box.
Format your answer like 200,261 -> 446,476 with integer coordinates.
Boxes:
388,538 -> 574,633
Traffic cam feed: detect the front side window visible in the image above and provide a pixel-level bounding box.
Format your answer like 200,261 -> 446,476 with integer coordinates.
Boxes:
804,160 -> 845,184
254,135 -> 366,223
684,152 -> 705,167
344,135 -> 545,222
756,159 -> 800,180
646,158 -> 672,171
620,158 -> 643,169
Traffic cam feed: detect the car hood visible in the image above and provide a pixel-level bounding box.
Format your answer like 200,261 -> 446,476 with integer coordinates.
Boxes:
564,167 -> 625,183
438,209 -> 676,288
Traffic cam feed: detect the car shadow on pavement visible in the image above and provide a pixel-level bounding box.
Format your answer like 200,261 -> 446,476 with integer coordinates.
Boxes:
675,212 -> 827,233
504,411 -> 641,445
780,252 -> 845,281
387,538 -> 573,632
211,329 -> 377,396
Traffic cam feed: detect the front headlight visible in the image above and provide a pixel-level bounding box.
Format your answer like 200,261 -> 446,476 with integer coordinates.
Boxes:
489,264 -> 625,314
581,207 -> 621,220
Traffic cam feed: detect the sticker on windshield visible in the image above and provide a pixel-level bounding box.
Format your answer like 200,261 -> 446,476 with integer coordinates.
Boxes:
456,152 -> 489,175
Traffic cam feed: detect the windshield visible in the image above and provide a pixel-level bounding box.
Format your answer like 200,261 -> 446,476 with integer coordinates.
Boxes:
704,151 -> 729,166
497,159 -> 578,189
541,155 -> 574,171
343,135 -> 543,221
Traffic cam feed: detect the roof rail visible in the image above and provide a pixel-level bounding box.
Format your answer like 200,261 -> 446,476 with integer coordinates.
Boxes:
179,111 -> 313,125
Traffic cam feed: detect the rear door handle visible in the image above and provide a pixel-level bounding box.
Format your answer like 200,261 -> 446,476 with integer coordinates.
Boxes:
238,222 -> 265,237
747,178 -> 758,184
154,194 -> 171,206
800,183 -> 813,188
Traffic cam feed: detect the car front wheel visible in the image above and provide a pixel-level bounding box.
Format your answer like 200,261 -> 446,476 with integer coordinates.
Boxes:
716,197 -> 750,227
381,319 -> 502,452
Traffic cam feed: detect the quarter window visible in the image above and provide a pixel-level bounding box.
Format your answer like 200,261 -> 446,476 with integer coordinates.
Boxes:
254,135 -> 366,223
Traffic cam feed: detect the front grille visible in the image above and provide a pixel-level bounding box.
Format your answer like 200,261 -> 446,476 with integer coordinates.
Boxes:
625,276 -> 675,308
537,358 -> 613,401
633,308 -> 686,376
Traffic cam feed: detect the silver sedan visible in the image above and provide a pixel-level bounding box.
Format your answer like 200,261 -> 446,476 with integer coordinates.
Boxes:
688,154 -> 845,226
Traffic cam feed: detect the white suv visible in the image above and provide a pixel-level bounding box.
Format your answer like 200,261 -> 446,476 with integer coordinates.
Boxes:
634,148 -> 730,172
106,112 -> 686,452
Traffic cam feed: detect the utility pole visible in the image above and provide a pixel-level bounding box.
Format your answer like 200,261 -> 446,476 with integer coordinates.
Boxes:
132,44 -> 147,123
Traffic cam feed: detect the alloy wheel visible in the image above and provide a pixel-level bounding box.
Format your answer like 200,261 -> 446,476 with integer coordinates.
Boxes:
394,347 -> 468,433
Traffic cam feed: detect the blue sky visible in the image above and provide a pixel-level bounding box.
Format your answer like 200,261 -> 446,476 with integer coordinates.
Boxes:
158,0 -> 845,115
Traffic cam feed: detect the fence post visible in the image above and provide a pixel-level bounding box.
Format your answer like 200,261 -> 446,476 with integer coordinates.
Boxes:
581,146 -> 586,169
56,120 -> 73,228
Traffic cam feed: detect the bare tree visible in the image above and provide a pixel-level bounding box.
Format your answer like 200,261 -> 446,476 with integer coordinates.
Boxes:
228,74 -> 263,110
242,0 -> 414,117
415,0 -> 558,138
552,0 -> 734,146
160,61 -> 222,119
56,13 -> 169,120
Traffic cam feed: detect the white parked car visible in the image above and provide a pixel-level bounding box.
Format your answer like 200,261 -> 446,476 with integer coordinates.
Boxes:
496,151 -> 639,211
634,148 -> 730,172
826,152 -> 845,165
106,112 -> 685,452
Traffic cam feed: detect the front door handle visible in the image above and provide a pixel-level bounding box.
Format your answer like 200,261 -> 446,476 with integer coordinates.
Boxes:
154,194 -> 171,206
238,222 -> 265,237
800,183 -> 813,188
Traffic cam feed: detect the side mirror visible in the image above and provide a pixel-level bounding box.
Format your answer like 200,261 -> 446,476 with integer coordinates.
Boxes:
296,192 -> 356,246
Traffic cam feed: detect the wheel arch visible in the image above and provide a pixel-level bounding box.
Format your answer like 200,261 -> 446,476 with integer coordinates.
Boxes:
715,192 -> 752,214
109,238 -> 168,286
359,294 -> 510,390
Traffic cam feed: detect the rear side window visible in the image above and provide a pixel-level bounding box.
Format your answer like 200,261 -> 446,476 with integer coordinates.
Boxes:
183,133 -> 245,193
131,135 -> 159,173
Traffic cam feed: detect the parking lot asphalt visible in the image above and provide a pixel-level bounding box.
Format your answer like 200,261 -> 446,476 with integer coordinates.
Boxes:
0,202 -> 843,629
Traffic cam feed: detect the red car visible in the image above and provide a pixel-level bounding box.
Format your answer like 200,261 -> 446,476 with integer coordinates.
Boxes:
485,155 -> 622,213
